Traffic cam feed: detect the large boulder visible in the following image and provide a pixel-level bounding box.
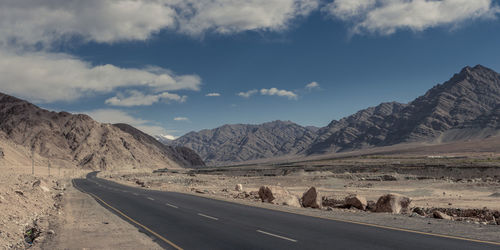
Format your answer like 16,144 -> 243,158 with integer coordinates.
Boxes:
301,187 -> 321,209
235,184 -> 243,192
258,186 -> 301,208
374,194 -> 411,214
344,194 -> 367,210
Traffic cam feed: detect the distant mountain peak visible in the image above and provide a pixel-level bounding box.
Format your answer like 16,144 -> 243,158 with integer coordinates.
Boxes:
0,92 -> 205,169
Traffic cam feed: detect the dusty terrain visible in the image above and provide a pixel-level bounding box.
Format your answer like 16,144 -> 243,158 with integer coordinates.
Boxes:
0,138 -> 162,249
100,154 -> 500,242
39,180 -> 162,250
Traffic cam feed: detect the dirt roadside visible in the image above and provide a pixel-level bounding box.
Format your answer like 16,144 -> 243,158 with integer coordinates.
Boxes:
38,180 -> 162,250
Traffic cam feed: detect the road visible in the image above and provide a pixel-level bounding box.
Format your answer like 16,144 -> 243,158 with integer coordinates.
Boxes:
73,172 -> 499,250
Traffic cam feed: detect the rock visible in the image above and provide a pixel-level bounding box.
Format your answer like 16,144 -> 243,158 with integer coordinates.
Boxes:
32,180 -> 50,192
14,190 -> 24,196
344,194 -> 367,210
322,197 -> 345,208
235,184 -> 243,192
195,189 -> 206,194
301,187 -> 321,209
381,175 -> 397,181
374,194 -> 411,214
412,207 -> 426,216
433,211 -> 453,220
258,186 -> 301,208
366,200 -> 376,212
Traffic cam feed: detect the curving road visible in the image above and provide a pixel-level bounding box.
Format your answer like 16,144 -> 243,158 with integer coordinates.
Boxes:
73,172 -> 499,250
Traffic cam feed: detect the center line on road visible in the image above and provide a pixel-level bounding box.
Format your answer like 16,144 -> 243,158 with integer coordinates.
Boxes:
256,230 -> 297,242
166,203 -> 178,209
197,213 -> 218,220
147,197 -> 155,201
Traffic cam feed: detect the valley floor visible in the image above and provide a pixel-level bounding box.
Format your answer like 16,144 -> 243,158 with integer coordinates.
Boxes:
100,155 -> 500,243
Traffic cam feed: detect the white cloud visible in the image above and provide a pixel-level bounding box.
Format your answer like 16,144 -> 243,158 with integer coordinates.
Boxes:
0,1 -> 320,104
0,0 -> 320,47
83,109 -> 171,136
0,50 -> 200,103
324,0 -> 500,35
206,92 -> 221,97
237,89 -> 258,98
305,81 -> 320,89
175,0 -> 320,35
159,134 -> 177,140
173,117 -> 190,121
0,0 -> 177,46
105,90 -> 187,107
260,88 -> 298,100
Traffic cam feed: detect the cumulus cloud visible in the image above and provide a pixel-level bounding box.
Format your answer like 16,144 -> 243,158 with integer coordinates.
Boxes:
206,92 -> 221,97
260,88 -> 298,100
83,109 -> 172,136
305,81 -> 320,89
105,90 -> 187,107
324,0 -> 500,35
0,0 -> 320,104
173,117 -> 190,121
0,0 -> 320,47
0,0 -> 176,47
237,89 -> 258,98
0,50 -> 200,103
175,0 -> 320,35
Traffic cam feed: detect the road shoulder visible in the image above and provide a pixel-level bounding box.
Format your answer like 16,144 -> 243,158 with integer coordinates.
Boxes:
38,180 -> 163,250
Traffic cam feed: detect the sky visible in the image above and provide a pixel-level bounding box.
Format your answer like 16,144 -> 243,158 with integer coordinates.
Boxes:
2,0 -> 500,139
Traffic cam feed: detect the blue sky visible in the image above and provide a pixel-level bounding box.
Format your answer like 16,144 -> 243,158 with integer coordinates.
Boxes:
2,0 -> 500,138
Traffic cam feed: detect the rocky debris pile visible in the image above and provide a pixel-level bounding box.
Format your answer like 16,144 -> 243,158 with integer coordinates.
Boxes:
301,187 -> 321,208
322,193 -> 411,214
233,191 -> 260,200
0,174 -> 61,248
258,186 -> 301,208
412,207 -> 500,225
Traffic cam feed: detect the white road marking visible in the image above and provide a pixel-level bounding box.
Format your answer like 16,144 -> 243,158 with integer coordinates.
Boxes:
147,197 -> 155,201
166,203 -> 178,209
197,213 -> 218,220
256,230 -> 297,242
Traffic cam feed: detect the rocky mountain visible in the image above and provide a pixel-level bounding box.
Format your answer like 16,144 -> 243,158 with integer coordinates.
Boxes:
0,92 -> 205,170
172,120 -> 317,165
172,65 -> 500,163
307,65 -> 500,154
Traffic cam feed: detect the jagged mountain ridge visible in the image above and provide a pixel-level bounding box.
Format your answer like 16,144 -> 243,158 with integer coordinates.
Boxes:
172,65 -> 500,164
171,120 -> 318,165
0,93 -> 205,169
307,65 -> 500,154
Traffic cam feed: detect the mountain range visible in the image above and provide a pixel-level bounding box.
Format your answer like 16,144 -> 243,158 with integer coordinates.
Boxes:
171,65 -> 500,165
0,93 -> 205,170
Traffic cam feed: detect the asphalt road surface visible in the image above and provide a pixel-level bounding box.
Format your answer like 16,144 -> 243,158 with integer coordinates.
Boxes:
73,172 -> 499,250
